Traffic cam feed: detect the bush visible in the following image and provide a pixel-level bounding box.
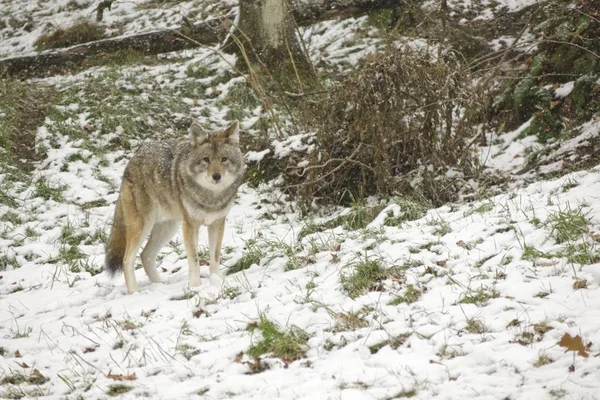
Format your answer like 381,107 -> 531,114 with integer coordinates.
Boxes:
35,20 -> 106,51
489,0 -> 600,135
290,46 -> 479,207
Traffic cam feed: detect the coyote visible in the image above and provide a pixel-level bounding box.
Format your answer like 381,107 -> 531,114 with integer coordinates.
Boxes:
104,120 -> 245,294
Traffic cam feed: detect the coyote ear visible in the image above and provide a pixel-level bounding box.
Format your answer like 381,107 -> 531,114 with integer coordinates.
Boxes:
224,120 -> 239,144
189,122 -> 208,146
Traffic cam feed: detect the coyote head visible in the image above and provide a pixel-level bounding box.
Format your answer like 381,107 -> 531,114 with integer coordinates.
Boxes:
187,120 -> 245,191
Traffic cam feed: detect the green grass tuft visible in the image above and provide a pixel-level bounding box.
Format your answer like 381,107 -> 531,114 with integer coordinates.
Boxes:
459,286 -> 500,306
389,284 -> 422,305
548,204 -> 589,243
106,384 -> 133,397
227,243 -> 264,275
384,196 -> 429,227
247,314 -> 308,362
34,178 -> 65,202
341,255 -> 403,299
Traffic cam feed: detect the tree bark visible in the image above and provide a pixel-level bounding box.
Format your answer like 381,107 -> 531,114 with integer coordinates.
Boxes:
237,0 -> 313,81
0,0 -> 402,78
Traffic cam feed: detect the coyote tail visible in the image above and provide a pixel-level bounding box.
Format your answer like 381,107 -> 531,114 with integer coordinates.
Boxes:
105,198 -> 126,275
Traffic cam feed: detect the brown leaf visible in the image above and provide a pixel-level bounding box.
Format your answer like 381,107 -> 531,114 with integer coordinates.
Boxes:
573,279 -> 588,290
15,350 -> 22,358
557,333 -> 589,358
533,323 -> 554,336
107,371 -> 137,381
19,362 -> 29,368
83,347 -> 96,354
140,309 -> 156,318
456,240 -> 473,250
568,364 -> 575,372
234,352 -> 243,363
32,369 -> 43,377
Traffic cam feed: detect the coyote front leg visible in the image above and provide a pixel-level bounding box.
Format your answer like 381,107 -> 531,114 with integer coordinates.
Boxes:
207,217 -> 226,276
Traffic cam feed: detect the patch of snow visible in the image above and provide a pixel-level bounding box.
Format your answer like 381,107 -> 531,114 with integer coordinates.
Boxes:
555,81 -> 575,98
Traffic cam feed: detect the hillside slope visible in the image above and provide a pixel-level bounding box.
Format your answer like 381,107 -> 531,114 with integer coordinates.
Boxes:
1,0 -> 600,399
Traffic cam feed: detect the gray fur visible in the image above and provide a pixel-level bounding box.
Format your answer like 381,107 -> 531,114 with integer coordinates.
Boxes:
104,120 -> 245,293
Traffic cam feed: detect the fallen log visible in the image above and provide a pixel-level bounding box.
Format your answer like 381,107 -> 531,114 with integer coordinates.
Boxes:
0,0 -> 401,78
0,18 -> 225,78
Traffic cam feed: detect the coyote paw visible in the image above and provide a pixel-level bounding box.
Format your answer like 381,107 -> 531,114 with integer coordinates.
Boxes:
189,276 -> 201,287
209,273 -> 224,288
126,286 -> 140,295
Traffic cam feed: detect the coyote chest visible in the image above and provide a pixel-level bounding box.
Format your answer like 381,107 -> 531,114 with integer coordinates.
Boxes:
181,198 -> 234,226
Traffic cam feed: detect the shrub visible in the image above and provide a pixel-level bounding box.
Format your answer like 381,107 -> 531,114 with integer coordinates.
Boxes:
289,46 -> 479,207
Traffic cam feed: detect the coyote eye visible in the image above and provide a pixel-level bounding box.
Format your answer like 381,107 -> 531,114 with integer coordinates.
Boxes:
202,157 -> 210,163
221,157 -> 228,162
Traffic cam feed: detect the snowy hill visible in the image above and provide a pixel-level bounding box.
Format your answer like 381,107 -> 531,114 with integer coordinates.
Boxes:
1,0 -> 600,399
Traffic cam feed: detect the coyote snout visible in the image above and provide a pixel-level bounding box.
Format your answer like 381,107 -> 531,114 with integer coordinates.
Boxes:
104,120 -> 245,294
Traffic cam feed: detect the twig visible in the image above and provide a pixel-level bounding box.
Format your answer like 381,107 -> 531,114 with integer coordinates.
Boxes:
284,89 -> 331,97
285,143 -> 369,188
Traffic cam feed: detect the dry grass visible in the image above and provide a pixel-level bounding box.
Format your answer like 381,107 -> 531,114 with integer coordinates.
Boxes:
34,19 -> 106,51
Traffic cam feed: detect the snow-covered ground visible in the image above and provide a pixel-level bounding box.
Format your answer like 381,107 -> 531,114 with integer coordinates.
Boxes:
3,120 -> 600,399
0,0 -> 539,58
2,1 -> 600,399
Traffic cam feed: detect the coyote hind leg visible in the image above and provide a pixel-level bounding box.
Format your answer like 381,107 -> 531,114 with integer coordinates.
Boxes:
141,220 -> 179,283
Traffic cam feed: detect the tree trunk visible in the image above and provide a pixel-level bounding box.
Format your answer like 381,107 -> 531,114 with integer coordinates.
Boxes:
237,0 -> 314,86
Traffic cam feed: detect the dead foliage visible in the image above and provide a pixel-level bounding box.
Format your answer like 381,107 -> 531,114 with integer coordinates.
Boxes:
34,19 -> 106,52
557,333 -> 589,358
288,46 -> 480,207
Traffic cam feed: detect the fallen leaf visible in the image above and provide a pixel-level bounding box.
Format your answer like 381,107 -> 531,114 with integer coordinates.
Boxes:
573,279 -> 588,290
234,352 -> 243,363
19,362 -> 30,368
557,333 -> 589,358
533,323 -> 554,336
107,371 -> 137,381
568,364 -> 575,372
140,309 -> 156,318
32,369 -> 43,377
83,347 -> 96,354
15,350 -> 22,358
456,240 -> 473,250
